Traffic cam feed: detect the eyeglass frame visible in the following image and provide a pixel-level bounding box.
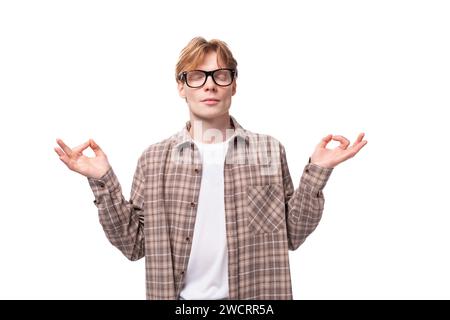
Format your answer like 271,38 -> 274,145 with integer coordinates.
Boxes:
178,68 -> 238,88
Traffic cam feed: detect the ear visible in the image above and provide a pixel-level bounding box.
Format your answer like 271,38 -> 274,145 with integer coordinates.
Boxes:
231,80 -> 237,96
177,81 -> 186,99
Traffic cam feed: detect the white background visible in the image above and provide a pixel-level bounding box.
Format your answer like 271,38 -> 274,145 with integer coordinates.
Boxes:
1,0 -> 449,299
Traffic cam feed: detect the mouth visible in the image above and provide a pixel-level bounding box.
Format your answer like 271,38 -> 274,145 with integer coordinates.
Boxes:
201,98 -> 220,106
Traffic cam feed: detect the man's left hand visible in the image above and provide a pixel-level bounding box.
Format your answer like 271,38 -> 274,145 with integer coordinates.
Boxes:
310,133 -> 368,169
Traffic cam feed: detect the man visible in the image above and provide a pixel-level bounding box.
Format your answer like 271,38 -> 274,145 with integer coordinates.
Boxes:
54,37 -> 367,300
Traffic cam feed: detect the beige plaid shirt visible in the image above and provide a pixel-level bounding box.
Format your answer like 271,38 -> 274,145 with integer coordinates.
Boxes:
88,115 -> 333,300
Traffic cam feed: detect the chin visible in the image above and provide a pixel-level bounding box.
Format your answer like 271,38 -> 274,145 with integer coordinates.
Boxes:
190,104 -> 229,120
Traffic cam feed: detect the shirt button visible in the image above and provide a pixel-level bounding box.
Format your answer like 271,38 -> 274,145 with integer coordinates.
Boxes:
194,168 -> 199,174
190,202 -> 196,207
185,237 -> 190,242
99,183 -> 105,188
180,271 -> 185,275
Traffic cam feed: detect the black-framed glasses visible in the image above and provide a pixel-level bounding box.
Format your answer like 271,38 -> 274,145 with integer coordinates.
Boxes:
178,68 -> 237,88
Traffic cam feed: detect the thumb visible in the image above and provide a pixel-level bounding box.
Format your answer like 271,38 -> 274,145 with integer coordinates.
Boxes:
89,139 -> 104,156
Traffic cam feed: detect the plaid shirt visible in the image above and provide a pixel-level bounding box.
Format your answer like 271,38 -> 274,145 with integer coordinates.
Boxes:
88,115 -> 333,300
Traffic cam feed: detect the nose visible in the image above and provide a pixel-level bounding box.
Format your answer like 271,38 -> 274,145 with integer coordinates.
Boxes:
203,74 -> 217,91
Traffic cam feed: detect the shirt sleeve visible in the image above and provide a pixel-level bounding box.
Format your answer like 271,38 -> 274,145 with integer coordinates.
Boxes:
87,154 -> 146,261
279,144 -> 333,250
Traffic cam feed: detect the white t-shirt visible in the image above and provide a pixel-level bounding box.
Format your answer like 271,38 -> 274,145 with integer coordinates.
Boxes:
179,135 -> 234,300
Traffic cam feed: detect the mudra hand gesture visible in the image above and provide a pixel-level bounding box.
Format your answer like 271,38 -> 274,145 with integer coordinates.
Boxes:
54,138 -> 111,179
310,133 -> 368,169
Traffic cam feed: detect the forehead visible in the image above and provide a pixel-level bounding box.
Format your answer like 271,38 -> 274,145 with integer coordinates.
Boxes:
195,51 -> 226,70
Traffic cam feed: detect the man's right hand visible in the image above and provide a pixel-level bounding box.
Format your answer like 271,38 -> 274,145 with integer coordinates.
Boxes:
54,138 -> 111,179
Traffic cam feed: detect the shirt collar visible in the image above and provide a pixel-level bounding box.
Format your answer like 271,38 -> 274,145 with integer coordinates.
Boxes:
173,115 -> 248,150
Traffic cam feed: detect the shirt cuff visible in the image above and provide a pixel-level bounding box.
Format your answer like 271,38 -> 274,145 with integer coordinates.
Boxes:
302,159 -> 333,191
87,167 -> 121,203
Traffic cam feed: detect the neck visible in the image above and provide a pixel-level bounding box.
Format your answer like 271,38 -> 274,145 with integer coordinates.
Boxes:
188,113 -> 235,144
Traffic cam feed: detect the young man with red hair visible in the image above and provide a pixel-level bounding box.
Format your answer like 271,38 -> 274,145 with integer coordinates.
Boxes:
55,37 -> 367,300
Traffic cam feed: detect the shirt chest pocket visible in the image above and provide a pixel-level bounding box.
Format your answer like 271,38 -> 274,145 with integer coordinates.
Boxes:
246,184 -> 285,234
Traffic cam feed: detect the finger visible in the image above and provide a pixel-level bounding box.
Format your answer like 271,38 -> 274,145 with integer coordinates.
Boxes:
351,140 -> 368,155
56,138 -> 73,157
344,139 -> 368,159
332,135 -> 350,149
54,146 -> 64,157
54,147 -> 70,166
351,132 -> 365,147
72,140 -> 90,154
89,139 -> 104,156
318,134 -> 333,148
